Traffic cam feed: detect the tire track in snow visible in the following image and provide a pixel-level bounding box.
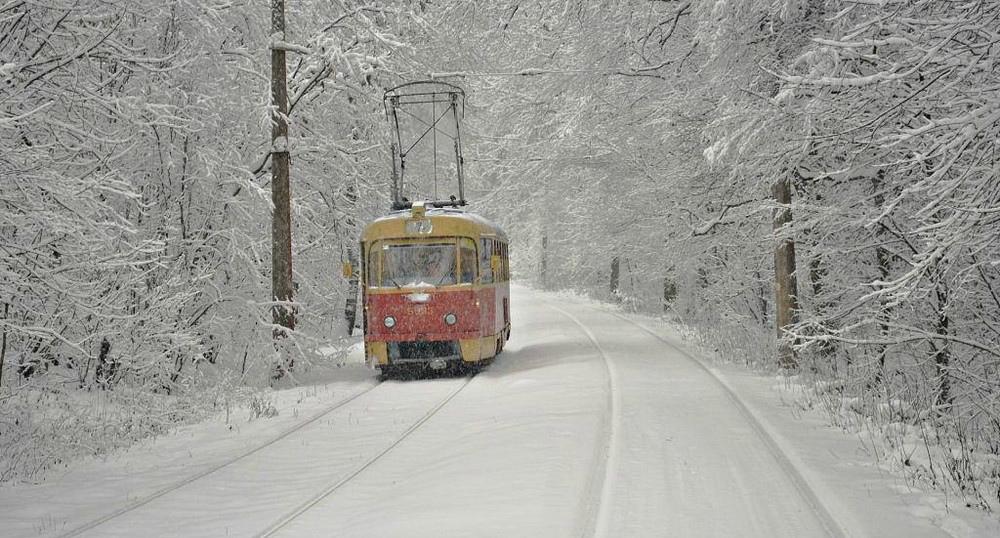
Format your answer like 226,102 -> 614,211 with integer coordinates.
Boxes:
57,380 -> 383,538
256,373 -> 477,538
546,304 -> 621,538
607,310 -> 847,538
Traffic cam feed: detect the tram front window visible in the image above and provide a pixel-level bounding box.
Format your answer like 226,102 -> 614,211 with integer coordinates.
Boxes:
379,242 -> 456,288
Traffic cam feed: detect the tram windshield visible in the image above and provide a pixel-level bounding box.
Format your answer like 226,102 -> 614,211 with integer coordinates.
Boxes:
374,242 -> 457,288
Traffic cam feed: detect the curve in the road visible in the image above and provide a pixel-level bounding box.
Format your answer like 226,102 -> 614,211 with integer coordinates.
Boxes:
57,380 -> 383,538
256,373 -> 477,538
608,311 -> 847,538
546,304 -> 621,538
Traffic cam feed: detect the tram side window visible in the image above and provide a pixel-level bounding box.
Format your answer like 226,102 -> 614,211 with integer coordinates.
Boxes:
496,241 -> 503,282
497,241 -> 504,282
492,240 -> 499,281
367,242 -> 380,286
500,243 -> 508,281
504,243 -> 510,281
506,244 -> 510,280
459,238 -> 477,284
480,239 -> 493,284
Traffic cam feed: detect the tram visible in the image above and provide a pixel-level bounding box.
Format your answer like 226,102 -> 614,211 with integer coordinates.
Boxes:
346,81 -> 509,377
357,201 -> 510,377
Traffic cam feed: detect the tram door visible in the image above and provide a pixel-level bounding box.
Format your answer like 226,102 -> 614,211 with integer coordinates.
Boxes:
479,238 -> 495,357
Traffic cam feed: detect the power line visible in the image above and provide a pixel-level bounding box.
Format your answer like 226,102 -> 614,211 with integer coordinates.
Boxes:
429,61 -> 671,80
468,156 -> 618,165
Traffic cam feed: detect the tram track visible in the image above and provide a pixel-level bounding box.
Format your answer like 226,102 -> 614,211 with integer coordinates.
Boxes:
4,288 -> 953,536
548,297 -> 846,538
57,380 -> 383,538
255,373 -> 476,537
545,304 -> 620,538
605,310 -> 847,538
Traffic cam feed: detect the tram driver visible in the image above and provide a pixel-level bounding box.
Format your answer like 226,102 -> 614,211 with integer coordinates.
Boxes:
425,247 -> 456,286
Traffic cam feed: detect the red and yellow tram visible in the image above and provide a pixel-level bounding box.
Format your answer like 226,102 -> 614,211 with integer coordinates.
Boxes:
358,201 -> 510,377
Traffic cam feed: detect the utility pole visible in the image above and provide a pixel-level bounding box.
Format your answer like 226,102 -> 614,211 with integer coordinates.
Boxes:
610,256 -> 620,299
270,0 -> 295,368
772,176 -> 799,368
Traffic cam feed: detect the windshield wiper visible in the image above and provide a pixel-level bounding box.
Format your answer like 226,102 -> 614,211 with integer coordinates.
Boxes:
435,271 -> 454,287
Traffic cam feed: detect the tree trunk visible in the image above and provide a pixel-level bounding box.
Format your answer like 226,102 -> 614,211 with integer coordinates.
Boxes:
772,177 -> 799,368
871,170 -> 891,385
540,233 -> 548,288
270,0 -> 294,333
270,0 -> 294,376
0,302 -> 7,389
808,250 -> 837,366
662,276 -> 676,311
933,274 -> 952,407
610,256 -> 620,298
345,244 -> 359,335
756,271 -> 769,326
94,337 -> 115,389
344,184 -> 359,335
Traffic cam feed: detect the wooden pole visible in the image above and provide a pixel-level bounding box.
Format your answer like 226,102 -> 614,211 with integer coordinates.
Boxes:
772,177 -> 799,368
270,0 -> 295,358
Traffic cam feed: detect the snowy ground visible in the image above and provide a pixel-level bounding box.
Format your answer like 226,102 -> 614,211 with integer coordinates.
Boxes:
2,285 -> 998,537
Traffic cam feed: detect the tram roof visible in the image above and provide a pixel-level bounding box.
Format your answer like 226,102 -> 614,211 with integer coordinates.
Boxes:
362,206 -> 507,242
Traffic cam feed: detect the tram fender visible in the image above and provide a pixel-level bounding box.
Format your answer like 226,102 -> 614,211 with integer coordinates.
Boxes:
366,341 -> 388,366
458,338 -> 482,362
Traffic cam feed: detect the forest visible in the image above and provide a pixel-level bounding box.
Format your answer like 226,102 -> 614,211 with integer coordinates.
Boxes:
1,0 -> 998,510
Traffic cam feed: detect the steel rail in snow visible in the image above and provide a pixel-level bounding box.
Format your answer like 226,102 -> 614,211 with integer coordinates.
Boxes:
545,304 -> 621,538
254,374 -> 477,537
57,381 -> 384,538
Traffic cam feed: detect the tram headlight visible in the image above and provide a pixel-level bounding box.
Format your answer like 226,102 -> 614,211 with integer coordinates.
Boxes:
444,313 -> 457,326
383,316 -> 396,329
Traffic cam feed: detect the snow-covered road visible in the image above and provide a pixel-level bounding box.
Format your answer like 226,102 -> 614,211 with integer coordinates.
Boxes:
3,285 -> 998,537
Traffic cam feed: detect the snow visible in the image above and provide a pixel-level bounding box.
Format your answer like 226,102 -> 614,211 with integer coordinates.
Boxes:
2,285 -> 998,537
271,135 -> 288,152
269,40 -> 311,55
